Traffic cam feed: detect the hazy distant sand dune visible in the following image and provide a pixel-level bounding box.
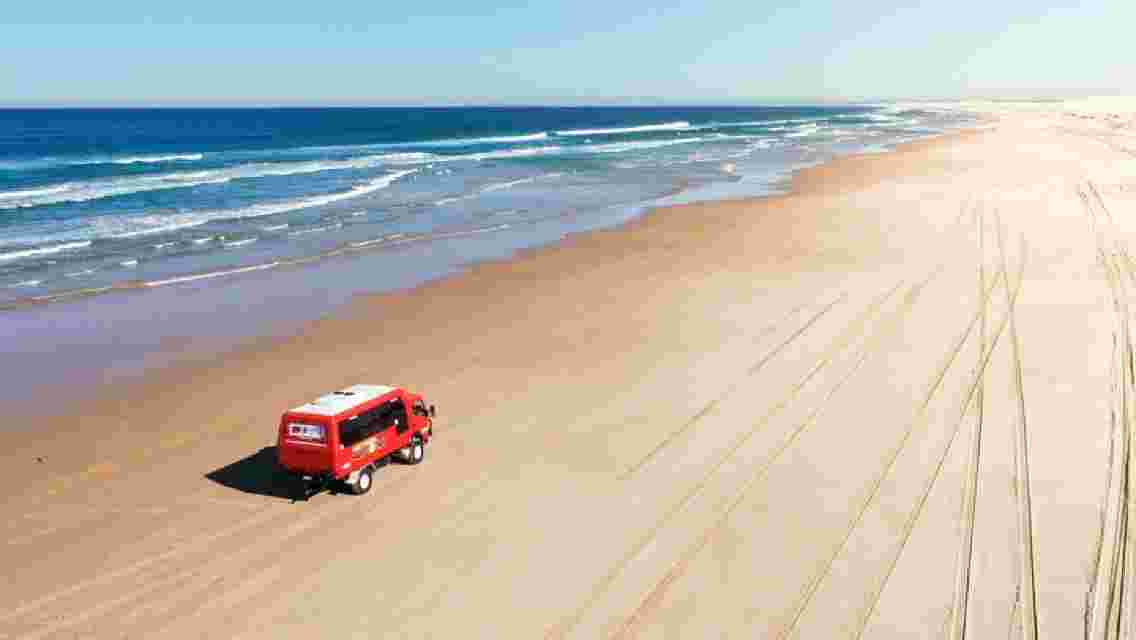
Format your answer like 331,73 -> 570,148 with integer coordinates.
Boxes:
3,109 -> 1136,638
1063,95 -> 1136,115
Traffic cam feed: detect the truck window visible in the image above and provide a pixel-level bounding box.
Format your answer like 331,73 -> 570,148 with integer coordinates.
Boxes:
339,406 -> 383,447
391,399 -> 409,433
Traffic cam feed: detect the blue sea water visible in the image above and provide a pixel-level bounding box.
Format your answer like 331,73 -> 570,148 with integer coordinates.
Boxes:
0,106 -> 976,306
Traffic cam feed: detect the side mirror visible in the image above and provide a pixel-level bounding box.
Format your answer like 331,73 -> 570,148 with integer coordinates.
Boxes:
429,405 -> 436,418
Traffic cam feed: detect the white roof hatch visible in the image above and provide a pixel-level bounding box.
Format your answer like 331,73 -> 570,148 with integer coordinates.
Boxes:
290,384 -> 395,417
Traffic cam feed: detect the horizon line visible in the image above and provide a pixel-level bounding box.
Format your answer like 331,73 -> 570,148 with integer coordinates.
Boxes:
0,93 -> 1101,110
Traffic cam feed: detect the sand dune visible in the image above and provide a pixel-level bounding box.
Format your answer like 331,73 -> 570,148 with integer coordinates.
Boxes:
3,106 -> 1136,638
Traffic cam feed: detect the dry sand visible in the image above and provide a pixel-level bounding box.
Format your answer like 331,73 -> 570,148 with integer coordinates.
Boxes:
3,104 -> 1136,639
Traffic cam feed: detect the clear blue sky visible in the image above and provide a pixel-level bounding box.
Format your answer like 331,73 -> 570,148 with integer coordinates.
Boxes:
4,1 -> 1134,106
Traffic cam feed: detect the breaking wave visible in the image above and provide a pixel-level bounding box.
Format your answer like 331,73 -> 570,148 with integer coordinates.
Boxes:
554,121 -> 691,136
0,240 -> 92,262
106,153 -> 204,165
0,184 -> 72,200
0,154 -> 430,210
107,169 -> 416,240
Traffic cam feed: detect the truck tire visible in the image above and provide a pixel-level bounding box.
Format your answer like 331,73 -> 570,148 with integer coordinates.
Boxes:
350,466 -> 374,495
407,437 -> 425,465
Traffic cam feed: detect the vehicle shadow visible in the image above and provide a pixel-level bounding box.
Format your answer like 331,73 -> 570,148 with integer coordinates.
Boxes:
205,446 -> 299,500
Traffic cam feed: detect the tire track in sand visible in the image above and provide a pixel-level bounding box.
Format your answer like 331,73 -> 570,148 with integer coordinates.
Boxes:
1081,181 -> 1136,640
0,461 -> 437,638
565,208 -> 979,640
547,280 -> 907,640
610,277 -> 930,640
579,261 -> 985,639
947,201 -> 988,640
851,233 -> 1026,640
618,205 -> 978,481
618,294 -> 847,480
994,210 -> 1040,640
377,298 -> 849,629
612,259 -> 1002,640
774,216 -> 1008,640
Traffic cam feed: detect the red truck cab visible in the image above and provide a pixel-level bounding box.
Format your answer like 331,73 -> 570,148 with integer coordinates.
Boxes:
277,384 -> 434,497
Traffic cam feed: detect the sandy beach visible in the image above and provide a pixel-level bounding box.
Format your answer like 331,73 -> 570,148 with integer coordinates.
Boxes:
5,103 -> 1136,638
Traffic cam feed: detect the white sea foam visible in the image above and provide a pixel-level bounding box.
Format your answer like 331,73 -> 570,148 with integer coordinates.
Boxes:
481,172 -> 563,193
350,237 -> 387,248
787,123 -> 821,138
153,241 -> 176,249
65,268 -> 96,278
224,169 -> 415,221
109,153 -> 203,165
428,146 -> 563,173
481,176 -> 535,193
145,261 -> 281,288
261,223 -> 290,231
436,172 -> 561,206
167,171 -> 214,180
700,119 -> 813,130
582,137 -> 705,154
8,279 -> 42,288
111,219 -> 209,239
0,240 -> 91,262
120,259 -> 139,267
467,146 -> 562,161
0,184 -> 72,200
432,223 -> 512,240
555,121 -> 691,136
46,153 -> 205,168
349,232 -> 407,249
706,121 -> 771,129
224,238 -> 258,248
66,169 -> 414,244
427,132 -> 550,146
288,223 -> 343,236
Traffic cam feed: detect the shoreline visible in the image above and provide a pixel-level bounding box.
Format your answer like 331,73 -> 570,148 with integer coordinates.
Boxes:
0,131 -> 966,314
7,127 -> 980,427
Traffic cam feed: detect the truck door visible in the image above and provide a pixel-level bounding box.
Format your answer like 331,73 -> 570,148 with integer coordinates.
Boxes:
410,397 -> 429,431
391,398 -> 410,443
369,398 -> 409,453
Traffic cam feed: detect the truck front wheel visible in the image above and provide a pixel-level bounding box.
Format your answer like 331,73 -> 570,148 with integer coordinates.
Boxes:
350,466 -> 374,495
407,437 -> 425,465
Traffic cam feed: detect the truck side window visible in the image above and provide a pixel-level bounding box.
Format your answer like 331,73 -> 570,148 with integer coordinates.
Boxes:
413,399 -> 427,417
339,415 -> 365,447
340,407 -> 384,446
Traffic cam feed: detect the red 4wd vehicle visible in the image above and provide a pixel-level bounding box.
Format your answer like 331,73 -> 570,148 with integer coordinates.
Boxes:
276,384 -> 435,498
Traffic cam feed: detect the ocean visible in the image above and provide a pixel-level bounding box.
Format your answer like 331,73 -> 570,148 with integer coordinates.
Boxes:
0,106 -> 976,307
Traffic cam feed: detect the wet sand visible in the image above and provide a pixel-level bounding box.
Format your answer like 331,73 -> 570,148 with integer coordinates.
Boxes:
4,105 -> 1136,638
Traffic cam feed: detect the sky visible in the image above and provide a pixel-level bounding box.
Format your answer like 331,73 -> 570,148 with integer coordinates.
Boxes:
3,1 -> 1134,106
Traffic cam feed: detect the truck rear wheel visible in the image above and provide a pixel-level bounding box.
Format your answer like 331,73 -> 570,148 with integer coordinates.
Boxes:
350,466 -> 373,495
